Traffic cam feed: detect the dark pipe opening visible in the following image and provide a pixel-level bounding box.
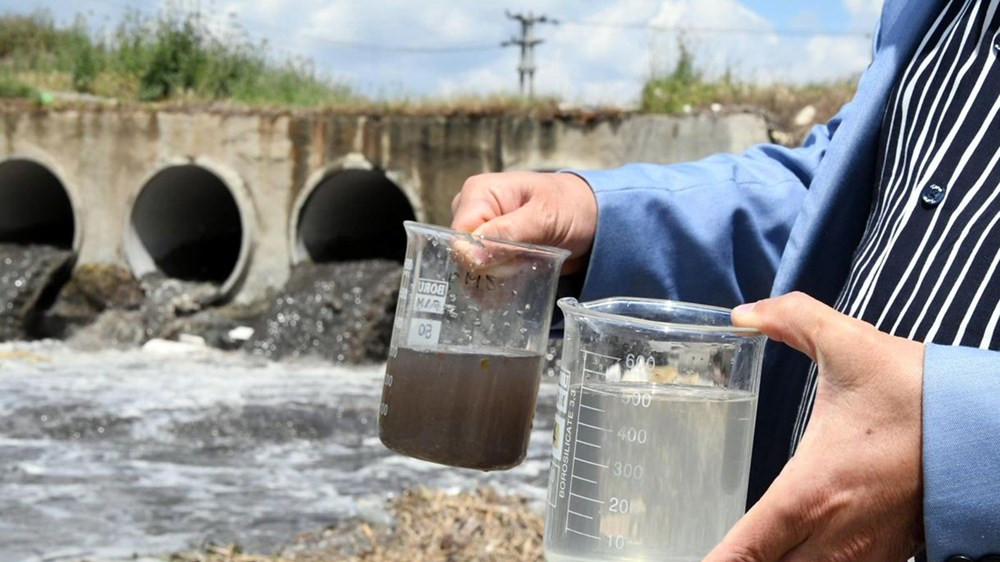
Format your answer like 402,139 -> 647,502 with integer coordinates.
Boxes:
297,169 -> 415,263
0,159 -> 75,248
130,165 -> 243,284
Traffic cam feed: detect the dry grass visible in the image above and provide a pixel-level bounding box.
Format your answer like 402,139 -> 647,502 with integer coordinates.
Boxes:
640,41 -> 859,144
169,488 -> 544,562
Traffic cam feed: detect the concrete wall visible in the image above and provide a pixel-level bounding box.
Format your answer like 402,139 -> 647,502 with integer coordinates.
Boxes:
0,106 -> 769,302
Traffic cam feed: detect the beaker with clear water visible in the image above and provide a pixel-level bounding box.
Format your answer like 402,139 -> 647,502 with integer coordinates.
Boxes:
378,221 -> 570,471
545,297 -> 766,561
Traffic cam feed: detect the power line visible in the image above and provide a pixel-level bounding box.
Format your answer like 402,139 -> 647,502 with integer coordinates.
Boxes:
299,39 -> 501,53
560,18 -> 872,39
502,11 -> 557,97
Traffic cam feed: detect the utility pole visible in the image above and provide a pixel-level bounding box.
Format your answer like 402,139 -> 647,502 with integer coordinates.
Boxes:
502,11 -> 557,97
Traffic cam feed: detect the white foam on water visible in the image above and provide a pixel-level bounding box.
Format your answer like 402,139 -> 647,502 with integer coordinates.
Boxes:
0,341 -> 555,561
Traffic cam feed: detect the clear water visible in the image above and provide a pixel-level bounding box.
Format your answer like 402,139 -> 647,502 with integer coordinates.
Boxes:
545,383 -> 757,562
0,341 -> 556,562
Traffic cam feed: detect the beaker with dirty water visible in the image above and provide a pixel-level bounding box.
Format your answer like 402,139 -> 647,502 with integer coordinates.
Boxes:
545,297 -> 766,561
378,221 -> 570,470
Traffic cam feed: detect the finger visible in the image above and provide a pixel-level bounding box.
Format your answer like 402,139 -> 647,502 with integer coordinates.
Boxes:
451,205 -> 541,275
731,292 -> 853,361
703,464 -> 814,562
450,191 -> 462,216
471,204 -> 544,245
451,177 -> 508,233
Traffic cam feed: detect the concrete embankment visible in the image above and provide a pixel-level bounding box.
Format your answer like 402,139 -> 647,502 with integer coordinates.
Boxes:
0,106 -> 769,303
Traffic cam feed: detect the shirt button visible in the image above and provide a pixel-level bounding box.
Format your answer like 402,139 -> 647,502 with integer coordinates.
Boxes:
921,183 -> 946,207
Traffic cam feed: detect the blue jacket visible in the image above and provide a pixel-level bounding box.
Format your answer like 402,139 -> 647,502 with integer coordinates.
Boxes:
572,1 -> 999,559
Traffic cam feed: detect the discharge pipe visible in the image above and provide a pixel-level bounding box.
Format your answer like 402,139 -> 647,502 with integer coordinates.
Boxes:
291,168 -> 415,264
0,158 -> 77,249
124,164 -> 252,296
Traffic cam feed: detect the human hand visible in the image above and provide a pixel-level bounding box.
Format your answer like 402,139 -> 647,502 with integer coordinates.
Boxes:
451,171 -> 597,274
704,292 -> 925,562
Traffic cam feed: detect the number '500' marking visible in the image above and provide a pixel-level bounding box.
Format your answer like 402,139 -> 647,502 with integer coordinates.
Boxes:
621,391 -> 651,408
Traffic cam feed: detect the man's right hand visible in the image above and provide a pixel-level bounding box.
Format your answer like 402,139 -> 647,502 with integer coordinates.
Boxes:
450,171 -> 598,274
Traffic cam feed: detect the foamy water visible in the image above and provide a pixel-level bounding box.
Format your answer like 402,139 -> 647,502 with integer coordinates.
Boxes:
0,341 -> 556,561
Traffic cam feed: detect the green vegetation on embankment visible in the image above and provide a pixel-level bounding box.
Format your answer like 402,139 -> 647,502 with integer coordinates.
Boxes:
0,9 -> 353,106
641,41 -> 857,132
0,8 -> 857,130
0,9 -> 560,113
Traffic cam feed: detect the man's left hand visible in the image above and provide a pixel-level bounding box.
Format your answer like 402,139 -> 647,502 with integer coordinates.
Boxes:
704,292 -> 925,562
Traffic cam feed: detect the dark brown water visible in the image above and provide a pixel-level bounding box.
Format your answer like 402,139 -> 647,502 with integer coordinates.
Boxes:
379,346 -> 544,470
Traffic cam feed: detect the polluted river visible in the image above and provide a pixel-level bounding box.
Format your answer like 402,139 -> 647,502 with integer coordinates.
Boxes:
0,244 -> 561,561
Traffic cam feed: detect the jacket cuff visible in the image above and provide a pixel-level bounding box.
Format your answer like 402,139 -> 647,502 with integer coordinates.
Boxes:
923,344 -> 1000,560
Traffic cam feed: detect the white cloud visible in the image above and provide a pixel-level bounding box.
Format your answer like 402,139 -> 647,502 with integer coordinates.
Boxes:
438,65 -> 511,98
9,0 -> 887,105
844,0 -> 884,26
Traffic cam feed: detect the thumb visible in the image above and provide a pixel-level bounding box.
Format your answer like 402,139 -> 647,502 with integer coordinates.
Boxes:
451,205 -> 539,273
702,456 -> 815,562
732,292 -> 852,361
471,204 -> 542,245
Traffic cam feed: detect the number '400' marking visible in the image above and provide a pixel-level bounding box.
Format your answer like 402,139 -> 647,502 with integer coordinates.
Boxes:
617,427 -> 647,443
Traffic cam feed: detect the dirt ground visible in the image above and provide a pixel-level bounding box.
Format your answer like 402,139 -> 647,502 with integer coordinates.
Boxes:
169,488 -> 544,562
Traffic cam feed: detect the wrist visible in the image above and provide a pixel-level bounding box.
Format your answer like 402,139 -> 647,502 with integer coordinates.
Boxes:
546,172 -> 597,274
554,171 -> 598,235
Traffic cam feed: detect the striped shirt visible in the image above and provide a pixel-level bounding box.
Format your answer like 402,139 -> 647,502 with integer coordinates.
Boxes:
793,0 -> 1000,447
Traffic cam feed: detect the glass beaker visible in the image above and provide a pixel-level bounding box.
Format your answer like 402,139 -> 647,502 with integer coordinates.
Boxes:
545,297 -> 766,561
379,221 -> 570,470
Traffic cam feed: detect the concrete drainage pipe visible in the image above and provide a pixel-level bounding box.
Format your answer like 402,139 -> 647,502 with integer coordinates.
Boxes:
0,158 -> 77,249
291,168 -> 416,264
124,164 -> 252,296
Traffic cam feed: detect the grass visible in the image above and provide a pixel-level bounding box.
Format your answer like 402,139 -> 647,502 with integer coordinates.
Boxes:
0,9 -> 858,126
641,41 -> 858,133
0,10 -> 563,113
0,74 -> 38,99
0,9 -> 355,106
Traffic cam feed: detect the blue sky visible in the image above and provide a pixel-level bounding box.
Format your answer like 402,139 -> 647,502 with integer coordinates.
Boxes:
746,1 -> 854,31
4,0 -> 885,105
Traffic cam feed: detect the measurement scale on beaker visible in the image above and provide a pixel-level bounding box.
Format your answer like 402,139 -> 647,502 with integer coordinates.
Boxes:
551,348 -> 651,552
545,297 -> 764,561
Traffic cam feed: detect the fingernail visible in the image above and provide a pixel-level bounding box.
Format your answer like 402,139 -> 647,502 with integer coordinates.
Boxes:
452,239 -> 488,268
732,302 -> 757,316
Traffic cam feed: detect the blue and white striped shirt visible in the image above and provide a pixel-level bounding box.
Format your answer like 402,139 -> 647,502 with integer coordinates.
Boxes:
795,0 -> 1000,446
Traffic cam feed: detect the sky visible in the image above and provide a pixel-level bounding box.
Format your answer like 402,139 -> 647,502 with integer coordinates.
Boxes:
4,0 -> 886,106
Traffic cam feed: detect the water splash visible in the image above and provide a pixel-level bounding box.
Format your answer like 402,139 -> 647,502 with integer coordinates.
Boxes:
0,341 -> 557,560
248,260 -> 402,363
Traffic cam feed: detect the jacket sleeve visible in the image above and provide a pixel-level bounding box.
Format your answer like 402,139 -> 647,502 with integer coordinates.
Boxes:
568,104 -> 851,309
923,344 -> 1000,561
